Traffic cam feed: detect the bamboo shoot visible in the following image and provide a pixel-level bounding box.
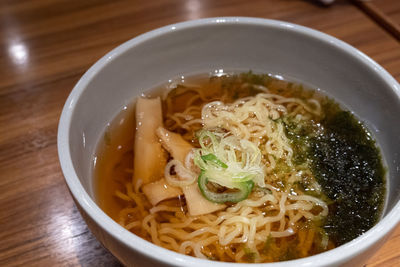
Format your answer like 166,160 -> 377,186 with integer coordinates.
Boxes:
142,178 -> 183,206
182,183 -> 226,216
156,127 -> 193,163
133,97 -> 166,185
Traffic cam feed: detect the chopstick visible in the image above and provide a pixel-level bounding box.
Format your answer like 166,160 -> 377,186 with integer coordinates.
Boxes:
351,0 -> 400,41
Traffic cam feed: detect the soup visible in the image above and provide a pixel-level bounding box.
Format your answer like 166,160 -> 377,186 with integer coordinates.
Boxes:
95,72 -> 385,263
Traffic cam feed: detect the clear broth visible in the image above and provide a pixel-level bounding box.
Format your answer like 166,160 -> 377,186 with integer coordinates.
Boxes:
94,72 -> 385,262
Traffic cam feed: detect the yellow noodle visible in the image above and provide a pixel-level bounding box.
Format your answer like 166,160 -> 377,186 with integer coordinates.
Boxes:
114,76 -> 331,262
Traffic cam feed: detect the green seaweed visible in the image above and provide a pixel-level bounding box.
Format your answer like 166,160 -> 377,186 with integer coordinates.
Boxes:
309,110 -> 386,245
281,97 -> 385,246
243,245 -> 256,262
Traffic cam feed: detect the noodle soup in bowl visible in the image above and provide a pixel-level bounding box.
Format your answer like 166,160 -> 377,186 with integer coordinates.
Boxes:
58,17 -> 400,266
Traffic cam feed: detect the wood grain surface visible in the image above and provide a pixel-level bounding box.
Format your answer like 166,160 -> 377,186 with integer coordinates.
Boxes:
370,0 -> 400,24
0,0 -> 399,266
353,0 -> 400,40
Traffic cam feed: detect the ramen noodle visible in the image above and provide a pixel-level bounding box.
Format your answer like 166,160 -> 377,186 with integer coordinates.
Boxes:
95,72 -> 385,263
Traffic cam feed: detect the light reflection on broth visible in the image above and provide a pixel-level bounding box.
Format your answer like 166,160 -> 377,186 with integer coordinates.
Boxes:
94,72 -> 385,263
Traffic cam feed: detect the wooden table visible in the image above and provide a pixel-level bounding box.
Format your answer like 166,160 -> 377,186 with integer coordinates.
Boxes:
1,0 -> 399,266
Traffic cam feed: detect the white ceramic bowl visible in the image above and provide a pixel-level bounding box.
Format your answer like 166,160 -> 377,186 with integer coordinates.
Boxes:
58,17 -> 400,267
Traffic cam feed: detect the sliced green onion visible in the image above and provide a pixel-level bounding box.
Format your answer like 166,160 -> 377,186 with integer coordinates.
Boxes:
198,171 -> 254,203
201,153 -> 228,169
197,130 -> 219,151
193,130 -> 265,203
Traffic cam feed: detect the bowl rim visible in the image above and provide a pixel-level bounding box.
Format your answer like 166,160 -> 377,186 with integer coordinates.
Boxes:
58,16 -> 400,266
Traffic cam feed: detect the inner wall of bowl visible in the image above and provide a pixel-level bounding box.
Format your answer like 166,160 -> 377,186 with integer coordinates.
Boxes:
69,21 -> 400,216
